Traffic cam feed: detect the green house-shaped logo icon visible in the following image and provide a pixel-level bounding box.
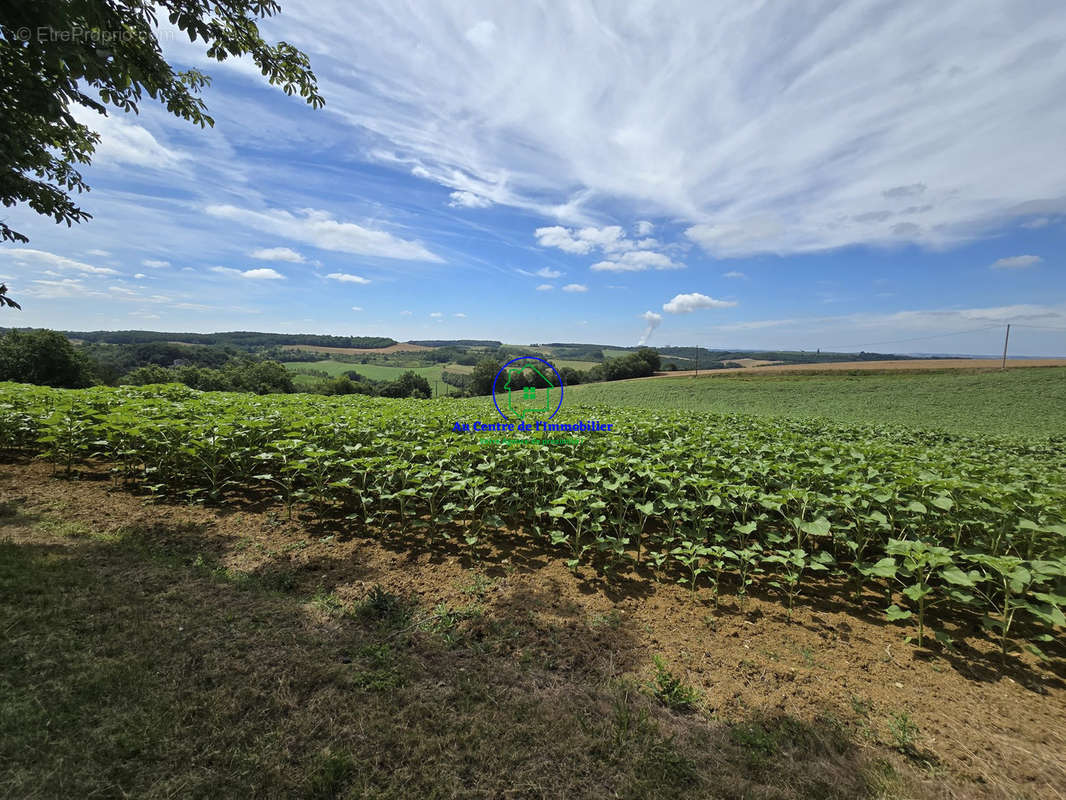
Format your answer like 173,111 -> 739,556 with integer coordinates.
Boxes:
504,365 -> 552,421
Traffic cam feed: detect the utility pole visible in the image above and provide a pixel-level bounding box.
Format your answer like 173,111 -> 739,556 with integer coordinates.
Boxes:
1001,324 -> 1011,370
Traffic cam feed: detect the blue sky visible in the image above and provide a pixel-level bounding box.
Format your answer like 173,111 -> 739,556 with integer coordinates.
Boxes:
2,0 -> 1065,355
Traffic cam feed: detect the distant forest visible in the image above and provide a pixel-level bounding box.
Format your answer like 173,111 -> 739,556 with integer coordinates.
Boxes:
40,330 -> 397,350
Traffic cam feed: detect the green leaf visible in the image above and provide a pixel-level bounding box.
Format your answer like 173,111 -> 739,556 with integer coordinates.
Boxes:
934,629 -> 956,650
885,605 -> 912,621
800,518 -> 831,538
939,566 -> 975,587
865,557 -> 897,578
931,495 -> 953,511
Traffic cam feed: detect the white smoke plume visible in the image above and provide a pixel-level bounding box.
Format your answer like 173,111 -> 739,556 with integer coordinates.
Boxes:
637,311 -> 662,345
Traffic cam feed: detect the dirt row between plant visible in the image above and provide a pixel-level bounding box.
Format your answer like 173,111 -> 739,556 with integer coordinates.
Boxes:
2,461 -> 1065,798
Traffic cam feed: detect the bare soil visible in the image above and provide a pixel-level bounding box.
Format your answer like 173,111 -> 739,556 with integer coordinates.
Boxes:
3,461 -> 1065,799
654,358 -> 1066,378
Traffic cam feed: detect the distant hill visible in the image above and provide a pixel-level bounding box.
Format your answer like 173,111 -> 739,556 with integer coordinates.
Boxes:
408,339 -> 501,347
1,329 -> 397,350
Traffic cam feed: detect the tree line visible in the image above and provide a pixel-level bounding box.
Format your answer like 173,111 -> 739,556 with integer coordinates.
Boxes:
0,329 -> 434,398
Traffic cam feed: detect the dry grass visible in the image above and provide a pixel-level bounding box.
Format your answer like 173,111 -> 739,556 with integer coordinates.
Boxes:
0,506 -> 925,800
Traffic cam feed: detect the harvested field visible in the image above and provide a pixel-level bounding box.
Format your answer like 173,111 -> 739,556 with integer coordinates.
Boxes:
654,358 -> 1066,378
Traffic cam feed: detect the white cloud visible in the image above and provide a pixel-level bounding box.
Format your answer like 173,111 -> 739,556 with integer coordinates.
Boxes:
722,271 -> 747,279
210,266 -> 285,280
307,2 -> 1066,257
206,204 -> 442,262
352,306 -> 364,311
562,283 -> 588,292
663,292 -> 738,313
134,273 -> 146,279
4,248 -> 119,275
326,272 -> 371,284
533,224 -> 633,255
454,312 -> 467,317
518,266 -> 563,279
1021,217 -> 1049,229
400,310 -> 413,315
704,303 -> 1066,354
635,221 -> 654,236
882,183 -> 926,199
23,278 -> 94,299
243,268 -> 285,280
465,20 -> 497,49
448,191 -> 493,208
534,226 -> 595,254
87,249 -> 111,257
537,224 -> 682,271
142,259 -> 170,268
590,250 -> 684,272
251,247 -> 305,262
991,255 -> 1042,270
72,106 -> 186,170
429,311 -> 443,317
535,283 -> 554,291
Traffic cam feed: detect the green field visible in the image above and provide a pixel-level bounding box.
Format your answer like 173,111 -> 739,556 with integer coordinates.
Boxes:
546,359 -> 597,370
566,367 -> 1066,438
284,360 -> 442,380
283,360 -> 463,390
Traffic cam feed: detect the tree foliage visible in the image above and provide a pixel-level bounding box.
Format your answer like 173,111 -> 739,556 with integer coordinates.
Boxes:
1,0 -> 323,243
0,328 -> 96,387
469,359 -> 503,397
0,284 -> 21,310
120,358 -> 295,394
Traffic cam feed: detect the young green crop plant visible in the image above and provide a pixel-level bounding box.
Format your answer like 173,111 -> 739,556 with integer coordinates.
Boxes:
763,548 -> 831,621
670,539 -> 711,597
967,554 -> 1066,664
544,489 -> 607,573
879,538 -> 978,647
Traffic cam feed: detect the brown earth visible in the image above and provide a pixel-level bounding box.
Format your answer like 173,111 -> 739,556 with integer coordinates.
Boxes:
2,461 -> 1065,799
281,342 -> 433,355
654,358 -> 1066,378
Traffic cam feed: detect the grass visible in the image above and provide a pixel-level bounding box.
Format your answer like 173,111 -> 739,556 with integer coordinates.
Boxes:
0,510 -> 915,800
284,360 -> 447,381
285,360 -> 467,394
567,366 -> 1066,437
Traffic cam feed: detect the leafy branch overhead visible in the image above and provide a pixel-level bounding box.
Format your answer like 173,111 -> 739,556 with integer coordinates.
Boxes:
0,285 -> 21,310
0,0 -> 324,244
